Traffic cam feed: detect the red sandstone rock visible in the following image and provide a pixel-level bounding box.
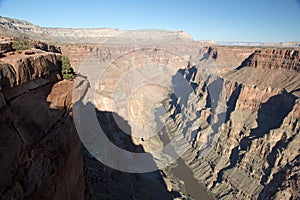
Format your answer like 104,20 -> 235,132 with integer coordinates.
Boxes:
0,52 -> 84,199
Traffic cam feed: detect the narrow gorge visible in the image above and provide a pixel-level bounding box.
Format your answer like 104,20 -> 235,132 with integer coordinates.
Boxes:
0,16 -> 299,200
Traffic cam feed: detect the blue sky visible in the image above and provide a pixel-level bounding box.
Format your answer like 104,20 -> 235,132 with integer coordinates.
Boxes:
0,0 -> 300,42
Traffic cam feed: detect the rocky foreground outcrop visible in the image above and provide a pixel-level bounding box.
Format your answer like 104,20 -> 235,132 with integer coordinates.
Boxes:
0,50 -> 85,199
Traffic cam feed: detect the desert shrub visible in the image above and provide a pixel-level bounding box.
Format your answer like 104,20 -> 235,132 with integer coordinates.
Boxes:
12,38 -> 29,51
61,56 -> 74,80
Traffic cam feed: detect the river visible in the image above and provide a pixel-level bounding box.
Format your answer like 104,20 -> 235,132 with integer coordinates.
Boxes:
155,106 -> 213,200
172,158 -> 212,200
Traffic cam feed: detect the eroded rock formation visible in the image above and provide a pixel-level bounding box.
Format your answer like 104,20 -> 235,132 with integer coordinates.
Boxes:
164,48 -> 300,199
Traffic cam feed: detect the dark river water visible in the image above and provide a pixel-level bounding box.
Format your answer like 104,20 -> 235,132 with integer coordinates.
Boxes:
154,106 -> 212,200
172,158 -> 212,200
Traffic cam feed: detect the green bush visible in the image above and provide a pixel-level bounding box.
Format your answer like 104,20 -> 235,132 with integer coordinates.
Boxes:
61,56 -> 74,80
12,38 -> 29,51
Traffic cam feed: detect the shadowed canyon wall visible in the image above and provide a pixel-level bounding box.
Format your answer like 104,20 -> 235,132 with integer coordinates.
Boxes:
0,50 -> 85,199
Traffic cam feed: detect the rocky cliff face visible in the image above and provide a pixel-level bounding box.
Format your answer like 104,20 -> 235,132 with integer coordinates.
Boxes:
60,42 -> 202,72
239,48 -> 300,71
204,46 -> 257,74
0,50 -> 85,199
164,48 -> 300,199
0,41 -> 12,54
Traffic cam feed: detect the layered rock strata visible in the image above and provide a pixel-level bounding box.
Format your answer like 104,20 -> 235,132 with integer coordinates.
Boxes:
164,48 -> 300,199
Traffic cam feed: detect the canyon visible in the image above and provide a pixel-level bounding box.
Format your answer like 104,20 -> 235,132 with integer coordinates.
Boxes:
0,16 -> 300,200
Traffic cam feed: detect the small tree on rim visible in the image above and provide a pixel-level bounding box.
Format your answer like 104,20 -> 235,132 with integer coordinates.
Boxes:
61,56 -> 74,80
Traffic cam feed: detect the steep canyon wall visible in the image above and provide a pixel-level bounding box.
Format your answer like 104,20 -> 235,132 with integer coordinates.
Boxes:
0,50 -> 85,199
165,48 -> 300,199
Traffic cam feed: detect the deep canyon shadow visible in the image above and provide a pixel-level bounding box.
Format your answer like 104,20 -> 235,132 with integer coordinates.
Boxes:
79,102 -> 181,200
250,91 -> 296,139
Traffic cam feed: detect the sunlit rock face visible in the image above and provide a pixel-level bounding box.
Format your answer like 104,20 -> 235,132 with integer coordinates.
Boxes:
204,46 -> 258,74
